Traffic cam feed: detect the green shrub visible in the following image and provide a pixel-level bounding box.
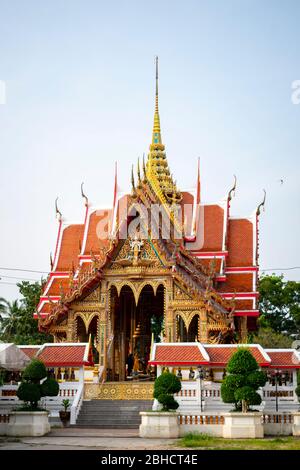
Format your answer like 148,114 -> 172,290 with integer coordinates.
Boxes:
227,349 -> 258,375
157,393 -> 179,411
295,385 -> 300,401
22,359 -> 47,383
17,382 -> 41,407
17,358 -> 59,410
221,348 -> 267,412
154,372 -> 181,411
40,378 -> 59,397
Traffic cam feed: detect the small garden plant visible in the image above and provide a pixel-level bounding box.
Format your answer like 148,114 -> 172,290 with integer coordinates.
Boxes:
221,348 -> 267,413
153,371 -> 181,411
16,358 -> 59,411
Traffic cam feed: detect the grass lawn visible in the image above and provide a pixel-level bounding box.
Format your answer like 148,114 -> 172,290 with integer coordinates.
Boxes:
177,433 -> 300,450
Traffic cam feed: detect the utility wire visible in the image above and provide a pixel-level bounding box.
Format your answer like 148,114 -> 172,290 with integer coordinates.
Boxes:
0,267 -> 48,274
0,275 -> 40,282
0,282 -> 20,286
260,267 -> 300,272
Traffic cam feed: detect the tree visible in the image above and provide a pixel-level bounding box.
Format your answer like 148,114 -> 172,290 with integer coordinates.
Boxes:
17,358 -> 59,410
153,371 -> 181,411
251,327 -> 292,349
0,299 -> 23,337
0,281 -> 52,345
258,275 -> 300,338
221,348 -> 267,412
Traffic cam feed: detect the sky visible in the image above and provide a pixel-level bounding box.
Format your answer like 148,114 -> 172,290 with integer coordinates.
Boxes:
0,0 -> 299,301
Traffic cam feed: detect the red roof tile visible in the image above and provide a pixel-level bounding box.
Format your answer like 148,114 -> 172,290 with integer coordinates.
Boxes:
205,345 -> 269,366
37,344 -> 91,367
218,273 -> 253,293
84,210 -> 111,255
18,347 -> 39,359
152,345 -> 208,364
266,351 -> 300,368
227,219 -> 253,267
200,205 -> 224,251
56,224 -> 84,271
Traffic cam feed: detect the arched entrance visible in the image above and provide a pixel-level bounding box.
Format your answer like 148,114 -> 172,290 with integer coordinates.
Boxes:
76,316 -> 87,342
177,314 -> 199,342
87,316 -> 99,363
109,283 -> 164,381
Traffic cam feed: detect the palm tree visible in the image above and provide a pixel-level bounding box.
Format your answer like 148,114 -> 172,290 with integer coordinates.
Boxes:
0,298 -> 22,338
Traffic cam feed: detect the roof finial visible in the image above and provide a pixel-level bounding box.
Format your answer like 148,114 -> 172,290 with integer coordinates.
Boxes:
228,175 -> 237,201
152,56 -> 161,145
55,197 -> 62,221
137,157 -> 141,185
257,189 -> 266,216
81,182 -> 89,207
131,164 -> 136,193
142,153 -> 146,180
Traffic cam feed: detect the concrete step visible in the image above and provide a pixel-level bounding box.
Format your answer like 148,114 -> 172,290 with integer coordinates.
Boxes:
76,399 -> 152,427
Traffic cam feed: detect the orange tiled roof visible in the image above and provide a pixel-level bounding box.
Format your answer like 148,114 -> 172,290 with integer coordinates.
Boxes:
218,273 -> 253,293
36,344 -> 91,367
199,205 -> 224,251
56,224 -> 84,271
227,219 -> 253,267
152,344 -> 209,365
18,346 -> 40,359
266,350 -> 300,368
205,345 -> 269,366
46,278 -> 70,296
83,210 -> 111,255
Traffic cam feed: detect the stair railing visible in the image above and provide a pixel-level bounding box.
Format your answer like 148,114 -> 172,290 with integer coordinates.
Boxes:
70,382 -> 84,425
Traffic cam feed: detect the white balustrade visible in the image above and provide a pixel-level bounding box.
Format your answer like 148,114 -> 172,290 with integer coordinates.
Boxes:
70,383 -> 84,425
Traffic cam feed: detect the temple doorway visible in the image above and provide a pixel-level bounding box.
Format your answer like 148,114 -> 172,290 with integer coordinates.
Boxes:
109,284 -> 164,381
177,314 -> 199,342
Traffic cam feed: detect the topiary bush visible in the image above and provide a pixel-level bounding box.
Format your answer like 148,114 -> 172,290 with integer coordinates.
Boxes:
221,348 -> 267,413
296,385 -> 300,402
16,359 -> 59,410
40,378 -> 60,397
153,371 -> 181,411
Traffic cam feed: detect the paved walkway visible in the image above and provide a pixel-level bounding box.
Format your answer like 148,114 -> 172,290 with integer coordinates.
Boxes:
0,428 -> 178,450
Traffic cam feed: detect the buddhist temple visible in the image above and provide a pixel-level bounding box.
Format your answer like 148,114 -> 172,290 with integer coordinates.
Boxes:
35,58 -> 265,382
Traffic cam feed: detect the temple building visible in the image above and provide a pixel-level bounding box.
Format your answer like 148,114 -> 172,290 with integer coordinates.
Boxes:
35,58 -> 265,382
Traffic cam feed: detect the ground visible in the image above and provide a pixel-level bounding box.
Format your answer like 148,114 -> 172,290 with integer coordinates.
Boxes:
0,428 -> 300,450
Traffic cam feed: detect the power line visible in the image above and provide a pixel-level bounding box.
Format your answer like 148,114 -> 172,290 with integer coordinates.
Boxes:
0,267 -> 48,274
0,282 -> 20,286
260,267 -> 300,272
0,265 -> 299,277
0,275 -> 40,282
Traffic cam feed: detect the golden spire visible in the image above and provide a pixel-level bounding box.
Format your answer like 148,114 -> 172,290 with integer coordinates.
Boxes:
152,56 -> 161,145
146,57 -> 182,206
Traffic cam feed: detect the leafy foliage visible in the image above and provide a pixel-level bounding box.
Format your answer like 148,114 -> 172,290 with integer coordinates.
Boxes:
17,358 -> 59,410
295,385 -> 300,402
0,281 -> 53,344
62,399 -> 70,411
22,359 -> 47,383
221,348 -> 267,412
153,371 -> 181,411
258,275 -> 300,338
40,378 -> 60,397
17,382 -> 41,406
251,327 -> 292,349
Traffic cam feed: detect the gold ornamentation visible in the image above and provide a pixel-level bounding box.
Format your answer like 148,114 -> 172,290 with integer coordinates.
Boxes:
84,382 -> 154,400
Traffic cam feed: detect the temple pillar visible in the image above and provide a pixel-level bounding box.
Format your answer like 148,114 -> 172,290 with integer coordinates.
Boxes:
238,316 -> 248,343
99,309 -> 107,380
66,311 -> 76,342
165,310 -> 175,342
199,309 -> 208,342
